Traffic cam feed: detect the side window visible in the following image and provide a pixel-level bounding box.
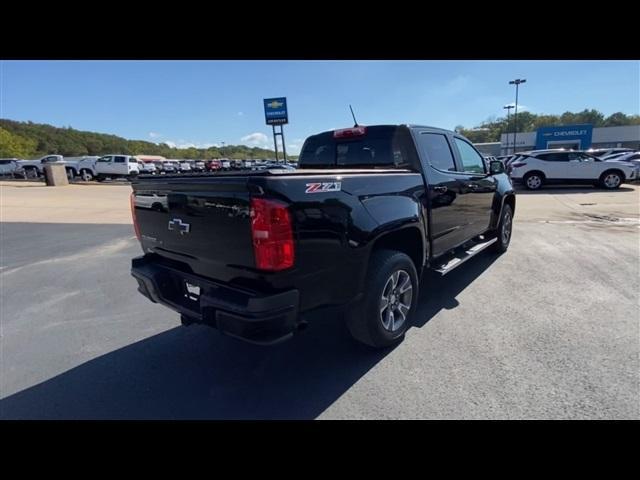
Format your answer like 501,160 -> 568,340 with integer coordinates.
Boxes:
114,156 -> 126,163
417,133 -> 456,172
538,153 -> 568,162
97,156 -> 111,163
453,137 -> 486,174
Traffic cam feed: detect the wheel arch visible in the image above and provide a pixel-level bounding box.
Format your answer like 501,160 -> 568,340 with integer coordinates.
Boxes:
368,225 -> 425,277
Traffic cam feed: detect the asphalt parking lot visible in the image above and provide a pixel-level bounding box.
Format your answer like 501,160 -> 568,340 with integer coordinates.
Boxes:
0,181 -> 638,419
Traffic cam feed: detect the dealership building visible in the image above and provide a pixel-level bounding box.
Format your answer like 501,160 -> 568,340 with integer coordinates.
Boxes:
474,124 -> 640,156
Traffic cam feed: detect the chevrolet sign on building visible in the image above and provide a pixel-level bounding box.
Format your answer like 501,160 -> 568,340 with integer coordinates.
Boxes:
500,124 -> 639,155
263,97 -> 288,125
535,124 -> 593,149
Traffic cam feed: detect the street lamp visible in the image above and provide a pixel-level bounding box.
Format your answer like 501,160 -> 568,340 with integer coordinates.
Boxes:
509,78 -> 526,154
503,105 -> 515,154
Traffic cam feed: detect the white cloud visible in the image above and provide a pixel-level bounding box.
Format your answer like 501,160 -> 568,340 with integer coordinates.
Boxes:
162,140 -> 218,149
287,146 -> 301,155
149,132 -> 161,139
441,75 -> 472,96
241,132 -> 270,147
237,111 -> 244,116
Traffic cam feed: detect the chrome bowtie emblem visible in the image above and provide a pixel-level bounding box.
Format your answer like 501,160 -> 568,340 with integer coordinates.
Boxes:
168,218 -> 190,235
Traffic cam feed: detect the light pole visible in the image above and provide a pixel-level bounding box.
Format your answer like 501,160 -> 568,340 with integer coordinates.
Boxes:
503,105 -> 514,154
509,78 -> 526,154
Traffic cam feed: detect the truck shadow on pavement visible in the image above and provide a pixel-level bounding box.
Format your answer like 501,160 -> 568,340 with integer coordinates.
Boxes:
0,309 -> 394,420
413,252 -> 500,328
0,249 -> 498,421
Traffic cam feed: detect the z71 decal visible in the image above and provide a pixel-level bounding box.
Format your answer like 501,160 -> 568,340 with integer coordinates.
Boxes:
305,182 -> 342,194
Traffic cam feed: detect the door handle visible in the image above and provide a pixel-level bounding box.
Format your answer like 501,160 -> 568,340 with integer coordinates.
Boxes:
433,186 -> 448,193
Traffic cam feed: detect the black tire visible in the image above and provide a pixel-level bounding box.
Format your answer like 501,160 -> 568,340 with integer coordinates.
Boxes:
25,168 -> 39,179
523,171 -> 544,190
346,249 -> 419,348
489,203 -> 513,254
80,169 -> 94,182
599,170 -> 623,190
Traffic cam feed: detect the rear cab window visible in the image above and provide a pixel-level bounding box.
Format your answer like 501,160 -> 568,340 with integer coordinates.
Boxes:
298,126 -> 418,170
416,132 -> 457,172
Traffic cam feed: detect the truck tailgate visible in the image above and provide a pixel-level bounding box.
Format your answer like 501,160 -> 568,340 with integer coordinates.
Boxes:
132,176 -> 256,278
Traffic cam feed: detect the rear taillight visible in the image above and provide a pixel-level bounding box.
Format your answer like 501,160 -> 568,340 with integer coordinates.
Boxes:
333,126 -> 367,138
510,162 -> 527,168
130,192 -> 141,242
250,197 -> 294,271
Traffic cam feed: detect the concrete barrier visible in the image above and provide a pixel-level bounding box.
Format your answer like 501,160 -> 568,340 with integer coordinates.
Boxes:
44,163 -> 69,186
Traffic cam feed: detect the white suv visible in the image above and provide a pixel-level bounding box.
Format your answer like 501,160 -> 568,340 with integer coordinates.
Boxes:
509,149 -> 638,190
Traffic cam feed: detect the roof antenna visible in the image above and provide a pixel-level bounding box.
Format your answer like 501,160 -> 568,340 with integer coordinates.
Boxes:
349,104 -> 359,127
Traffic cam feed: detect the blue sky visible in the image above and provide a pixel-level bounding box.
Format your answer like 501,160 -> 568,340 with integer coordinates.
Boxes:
1,60 -> 638,154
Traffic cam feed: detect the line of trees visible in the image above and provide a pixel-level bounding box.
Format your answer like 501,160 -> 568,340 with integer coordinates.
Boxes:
2,110 -> 637,159
0,119 -> 297,160
454,109 -> 640,144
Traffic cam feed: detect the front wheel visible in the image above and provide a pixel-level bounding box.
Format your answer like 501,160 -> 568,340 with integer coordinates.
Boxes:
346,250 -> 418,348
599,170 -> 622,190
489,203 -> 513,254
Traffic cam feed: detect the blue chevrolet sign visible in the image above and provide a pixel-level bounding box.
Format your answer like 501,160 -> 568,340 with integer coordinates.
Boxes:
263,97 -> 288,125
535,124 -> 593,150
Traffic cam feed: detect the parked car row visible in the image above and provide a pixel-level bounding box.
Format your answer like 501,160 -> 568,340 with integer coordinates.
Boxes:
1,155 -> 298,182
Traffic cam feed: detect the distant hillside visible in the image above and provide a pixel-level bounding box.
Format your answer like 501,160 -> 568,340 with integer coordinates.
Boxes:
0,119 -> 297,160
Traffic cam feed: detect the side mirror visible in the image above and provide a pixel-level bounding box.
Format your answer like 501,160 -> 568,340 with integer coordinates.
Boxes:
489,160 -> 505,175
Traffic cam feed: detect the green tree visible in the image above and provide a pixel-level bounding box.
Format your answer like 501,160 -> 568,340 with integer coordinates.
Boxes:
603,112 -> 636,127
0,127 -> 37,157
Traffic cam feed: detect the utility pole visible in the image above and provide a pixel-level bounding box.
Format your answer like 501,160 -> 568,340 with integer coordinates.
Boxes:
509,78 -> 526,154
503,104 -> 515,154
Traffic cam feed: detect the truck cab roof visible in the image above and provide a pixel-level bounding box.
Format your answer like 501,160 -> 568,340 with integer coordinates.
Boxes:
317,124 -> 455,135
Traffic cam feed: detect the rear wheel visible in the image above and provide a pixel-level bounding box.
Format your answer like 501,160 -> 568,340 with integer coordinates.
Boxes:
599,170 -> 622,190
346,249 -> 418,348
523,172 -> 544,190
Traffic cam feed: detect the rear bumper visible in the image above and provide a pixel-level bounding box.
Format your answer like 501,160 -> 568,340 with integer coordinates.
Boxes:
131,255 -> 300,345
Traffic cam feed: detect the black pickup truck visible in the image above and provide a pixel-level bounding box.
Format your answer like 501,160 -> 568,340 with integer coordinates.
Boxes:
130,125 -> 515,348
